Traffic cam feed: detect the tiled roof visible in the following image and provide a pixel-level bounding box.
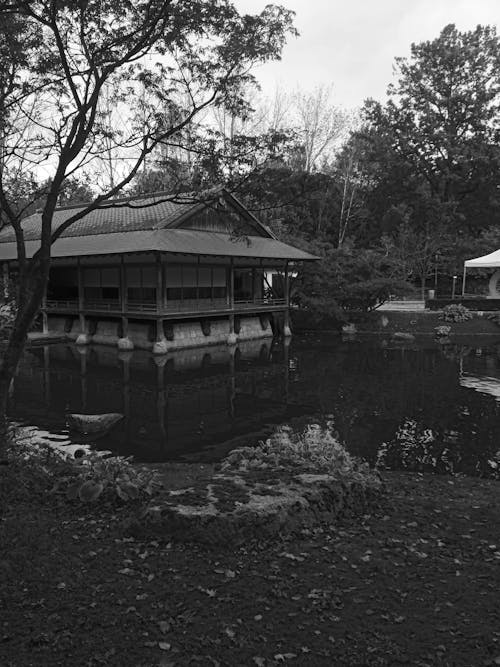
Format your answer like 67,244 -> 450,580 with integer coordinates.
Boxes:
0,193 -> 199,243
0,229 -> 318,262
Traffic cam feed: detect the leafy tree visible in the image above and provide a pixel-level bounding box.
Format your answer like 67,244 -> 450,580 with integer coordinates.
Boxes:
364,24 -> 500,235
0,0 -> 296,454
293,240 -> 408,321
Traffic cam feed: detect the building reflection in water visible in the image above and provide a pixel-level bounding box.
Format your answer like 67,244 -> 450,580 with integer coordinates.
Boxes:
10,338 -> 298,462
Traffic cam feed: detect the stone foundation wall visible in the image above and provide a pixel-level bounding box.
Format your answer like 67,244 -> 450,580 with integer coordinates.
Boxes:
46,313 -> 278,352
237,315 -> 273,341
91,319 -> 121,346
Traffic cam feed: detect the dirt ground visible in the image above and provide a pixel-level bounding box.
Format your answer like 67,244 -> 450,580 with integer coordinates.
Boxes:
1,470 -> 500,667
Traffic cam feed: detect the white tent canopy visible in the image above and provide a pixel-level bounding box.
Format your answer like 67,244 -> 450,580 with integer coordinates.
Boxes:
464,249 -> 500,268
461,248 -> 500,297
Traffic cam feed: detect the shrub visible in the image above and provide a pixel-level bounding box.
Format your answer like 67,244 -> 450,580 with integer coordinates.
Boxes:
487,313 -> 500,327
440,304 -> 473,322
51,453 -> 162,502
434,325 -> 451,338
221,421 -> 381,489
4,427 -> 162,504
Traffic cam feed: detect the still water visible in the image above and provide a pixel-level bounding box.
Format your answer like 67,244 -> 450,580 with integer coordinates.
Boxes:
9,335 -> 500,477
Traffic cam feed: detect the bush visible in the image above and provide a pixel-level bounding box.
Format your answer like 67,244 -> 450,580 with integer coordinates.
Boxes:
487,313 -> 500,327
440,304 -> 473,322
293,240 -> 410,317
434,325 -> 451,337
4,427 -> 162,504
221,421 -> 381,490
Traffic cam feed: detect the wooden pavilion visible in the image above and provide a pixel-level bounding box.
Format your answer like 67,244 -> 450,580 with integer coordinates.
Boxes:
0,189 -> 317,352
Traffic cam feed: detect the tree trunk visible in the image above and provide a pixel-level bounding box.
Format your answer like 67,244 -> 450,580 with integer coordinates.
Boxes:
421,275 -> 426,301
0,272 -> 47,460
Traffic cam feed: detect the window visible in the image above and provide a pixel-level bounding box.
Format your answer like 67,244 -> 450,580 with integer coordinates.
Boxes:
166,287 -> 182,300
84,286 -> 101,300
102,287 -> 119,300
213,286 -> 227,299
199,286 -> 212,299
127,287 -> 156,303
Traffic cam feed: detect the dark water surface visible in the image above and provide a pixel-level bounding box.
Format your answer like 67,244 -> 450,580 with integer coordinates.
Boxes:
10,335 -> 500,477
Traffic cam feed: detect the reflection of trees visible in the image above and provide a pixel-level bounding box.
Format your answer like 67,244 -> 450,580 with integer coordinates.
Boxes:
289,342 -> 500,478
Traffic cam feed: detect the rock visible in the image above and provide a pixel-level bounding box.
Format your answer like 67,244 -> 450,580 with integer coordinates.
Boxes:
342,323 -> 357,334
67,412 -> 123,435
125,469 -> 384,545
391,331 -> 415,341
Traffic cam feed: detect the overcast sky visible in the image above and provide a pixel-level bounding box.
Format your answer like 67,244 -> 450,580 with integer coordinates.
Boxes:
234,0 -> 500,110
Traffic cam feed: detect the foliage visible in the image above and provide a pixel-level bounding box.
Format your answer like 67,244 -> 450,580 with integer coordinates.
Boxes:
0,302 -> 16,341
487,313 -> 500,327
52,453 -> 162,503
4,429 -> 162,504
440,304 -> 473,323
434,325 -> 451,338
363,24 -> 500,236
221,421 -> 381,489
0,0 -> 297,445
294,240 -> 409,316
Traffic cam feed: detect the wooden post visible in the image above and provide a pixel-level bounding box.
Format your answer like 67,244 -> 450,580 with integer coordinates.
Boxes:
79,347 -> 87,411
163,254 -> 167,310
229,258 -> 234,308
117,255 -> 133,350
283,259 -> 291,337
120,255 -> 127,314
43,344 -> 51,408
75,257 -> 89,345
153,253 -> 168,354
227,258 -> 236,344
156,252 -> 163,314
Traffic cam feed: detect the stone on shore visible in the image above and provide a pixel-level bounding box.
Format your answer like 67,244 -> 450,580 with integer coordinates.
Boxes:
391,331 -> 416,341
67,413 -> 123,435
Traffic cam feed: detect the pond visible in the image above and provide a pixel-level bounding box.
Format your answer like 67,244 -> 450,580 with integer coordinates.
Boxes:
9,334 -> 500,478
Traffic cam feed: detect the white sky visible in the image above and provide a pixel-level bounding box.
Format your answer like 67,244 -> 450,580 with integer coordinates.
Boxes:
234,0 -> 500,110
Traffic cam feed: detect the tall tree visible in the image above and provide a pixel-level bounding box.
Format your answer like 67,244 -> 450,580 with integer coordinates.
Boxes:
292,85 -> 348,173
364,24 -> 500,233
0,0 -> 296,453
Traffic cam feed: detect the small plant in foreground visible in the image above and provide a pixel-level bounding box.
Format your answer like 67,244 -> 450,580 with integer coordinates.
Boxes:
51,452 -> 162,502
221,421 -> 381,489
4,427 -> 162,503
440,304 -> 472,323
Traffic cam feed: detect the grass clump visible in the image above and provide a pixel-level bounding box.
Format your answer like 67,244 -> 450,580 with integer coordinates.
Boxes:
221,421 -> 381,490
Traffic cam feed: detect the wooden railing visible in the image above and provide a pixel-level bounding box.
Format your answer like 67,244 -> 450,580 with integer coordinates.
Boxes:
126,300 -> 158,313
234,297 -> 286,308
46,299 -> 79,310
85,299 -> 121,311
45,296 -> 286,314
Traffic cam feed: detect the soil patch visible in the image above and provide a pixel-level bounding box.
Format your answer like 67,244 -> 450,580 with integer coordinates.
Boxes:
2,469 -> 500,666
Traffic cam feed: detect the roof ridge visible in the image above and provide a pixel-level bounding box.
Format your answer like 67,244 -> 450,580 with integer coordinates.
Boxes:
53,186 -> 224,213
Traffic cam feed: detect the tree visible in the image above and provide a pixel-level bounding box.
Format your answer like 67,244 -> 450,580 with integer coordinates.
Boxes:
293,239 -> 408,320
364,24 -> 500,234
292,85 -> 348,173
0,0 -> 296,454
